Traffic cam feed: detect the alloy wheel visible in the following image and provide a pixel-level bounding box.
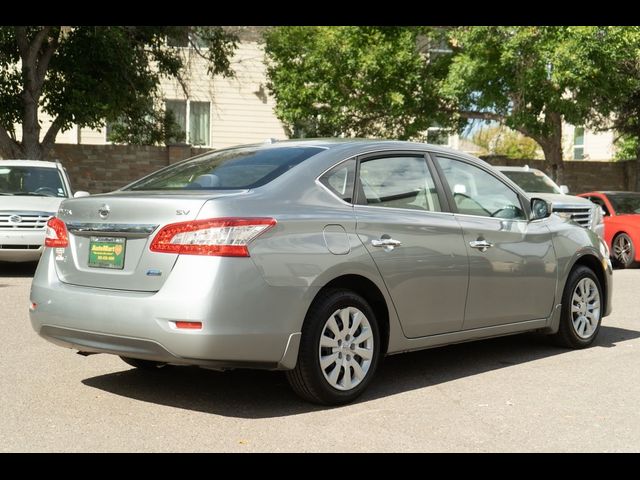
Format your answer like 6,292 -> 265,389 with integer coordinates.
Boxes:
318,307 -> 374,391
613,235 -> 633,266
570,277 -> 601,339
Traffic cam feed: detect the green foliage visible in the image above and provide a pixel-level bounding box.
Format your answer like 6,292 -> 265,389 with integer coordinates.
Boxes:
614,135 -> 639,161
264,26 -> 451,140
265,25 -> 640,176
471,125 -> 540,159
588,28 -> 640,161
443,27 -> 636,144
0,26 -> 237,158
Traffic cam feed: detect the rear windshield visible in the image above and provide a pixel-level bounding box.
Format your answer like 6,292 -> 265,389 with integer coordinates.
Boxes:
124,146 -> 325,191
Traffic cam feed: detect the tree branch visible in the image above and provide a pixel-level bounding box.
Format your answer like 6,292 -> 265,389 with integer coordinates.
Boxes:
28,27 -> 51,63
0,124 -> 21,158
14,27 -> 29,59
459,110 -> 506,122
41,116 -> 65,152
15,26 -> 53,92
511,125 -> 544,147
36,28 -> 60,89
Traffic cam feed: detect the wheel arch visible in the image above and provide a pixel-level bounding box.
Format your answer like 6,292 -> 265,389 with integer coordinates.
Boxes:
545,252 -> 609,335
312,274 -> 390,356
611,230 -> 630,242
570,254 -> 608,316
551,255 -> 607,348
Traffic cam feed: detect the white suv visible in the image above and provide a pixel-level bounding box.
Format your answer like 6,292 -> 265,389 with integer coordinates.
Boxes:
497,166 -> 604,238
0,160 -> 89,262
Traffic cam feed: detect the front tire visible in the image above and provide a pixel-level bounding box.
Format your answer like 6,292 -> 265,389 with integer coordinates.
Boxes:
553,265 -> 603,349
612,233 -> 635,268
286,289 -> 381,405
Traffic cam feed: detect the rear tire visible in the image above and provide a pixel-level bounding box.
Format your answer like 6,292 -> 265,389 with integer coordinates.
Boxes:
120,356 -> 169,370
553,265 -> 603,349
286,289 -> 381,405
612,233 -> 635,268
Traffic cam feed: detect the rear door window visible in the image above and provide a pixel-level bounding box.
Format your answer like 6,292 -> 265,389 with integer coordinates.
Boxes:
319,159 -> 356,203
357,156 -> 441,212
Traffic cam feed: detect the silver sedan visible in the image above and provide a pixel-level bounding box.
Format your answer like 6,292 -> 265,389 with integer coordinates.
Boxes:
30,140 -> 612,405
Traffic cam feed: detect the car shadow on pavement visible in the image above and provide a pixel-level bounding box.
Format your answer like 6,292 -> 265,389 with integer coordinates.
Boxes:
0,261 -> 38,277
82,325 -> 640,419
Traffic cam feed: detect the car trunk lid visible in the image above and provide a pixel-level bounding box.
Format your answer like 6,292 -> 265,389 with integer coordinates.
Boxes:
54,191 -> 246,291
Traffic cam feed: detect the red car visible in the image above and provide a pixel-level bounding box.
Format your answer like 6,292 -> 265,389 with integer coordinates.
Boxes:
578,191 -> 640,268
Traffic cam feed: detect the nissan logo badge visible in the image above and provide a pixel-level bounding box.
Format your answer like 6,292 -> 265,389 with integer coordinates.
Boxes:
98,204 -> 110,219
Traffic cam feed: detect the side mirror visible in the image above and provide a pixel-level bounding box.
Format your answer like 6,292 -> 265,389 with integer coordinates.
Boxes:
73,191 -> 90,198
530,198 -> 552,220
559,185 -> 570,194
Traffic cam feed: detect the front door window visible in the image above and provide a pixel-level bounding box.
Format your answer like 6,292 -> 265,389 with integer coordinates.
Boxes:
437,157 -> 525,220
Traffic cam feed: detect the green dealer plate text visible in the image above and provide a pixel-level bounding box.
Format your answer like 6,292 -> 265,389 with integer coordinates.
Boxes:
88,236 -> 126,269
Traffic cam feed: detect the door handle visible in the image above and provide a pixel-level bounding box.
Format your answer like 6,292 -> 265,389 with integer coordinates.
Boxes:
469,239 -> 494,252
371,238 -> 402,249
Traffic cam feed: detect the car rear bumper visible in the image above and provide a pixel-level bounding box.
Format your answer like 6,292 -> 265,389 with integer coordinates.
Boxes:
0,229 -> 45,262
30,250 -> 316,370
38,324 -> 301,370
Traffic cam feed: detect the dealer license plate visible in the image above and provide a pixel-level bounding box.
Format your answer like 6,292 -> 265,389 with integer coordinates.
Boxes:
88,236 -> 126,269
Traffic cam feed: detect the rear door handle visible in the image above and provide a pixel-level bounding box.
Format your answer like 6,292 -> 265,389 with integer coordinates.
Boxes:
371,238 -> 402,249
469,240 -> 494,252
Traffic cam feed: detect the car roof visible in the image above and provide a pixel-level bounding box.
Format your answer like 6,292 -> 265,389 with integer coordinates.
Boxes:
0,159 -> 60,168
208,138 -> 486,163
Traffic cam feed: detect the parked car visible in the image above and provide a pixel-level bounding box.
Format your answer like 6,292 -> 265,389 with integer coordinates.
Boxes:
0,160 -> 89,262
577,191 -> 640,268
496,166 -> 604,239
30,140 -> 612,405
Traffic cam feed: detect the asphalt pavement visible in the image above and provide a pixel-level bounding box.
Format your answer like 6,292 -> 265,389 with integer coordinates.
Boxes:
1,261 -> 639,452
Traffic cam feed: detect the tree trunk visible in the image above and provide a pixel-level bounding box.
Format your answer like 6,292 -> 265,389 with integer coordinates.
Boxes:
540,112 -> 565,185
14,26 -> 58,161
541,140 -> 564,185
20,94 -> 44,159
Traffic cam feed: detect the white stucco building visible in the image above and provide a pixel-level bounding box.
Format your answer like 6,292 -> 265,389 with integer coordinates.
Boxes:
40,33 -> 288,150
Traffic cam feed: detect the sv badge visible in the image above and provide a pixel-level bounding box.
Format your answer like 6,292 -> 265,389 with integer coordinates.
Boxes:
176,209 -> 190,215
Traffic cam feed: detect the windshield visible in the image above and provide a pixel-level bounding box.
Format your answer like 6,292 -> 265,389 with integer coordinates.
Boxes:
500,170 -> 563,194
0,166 -> 67,197
125,145 -> 325,191
607,193 -> 640,214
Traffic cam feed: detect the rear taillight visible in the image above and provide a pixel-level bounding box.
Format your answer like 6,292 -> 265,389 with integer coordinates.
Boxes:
45,217 -> 69,248
149,217 -> 276,257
